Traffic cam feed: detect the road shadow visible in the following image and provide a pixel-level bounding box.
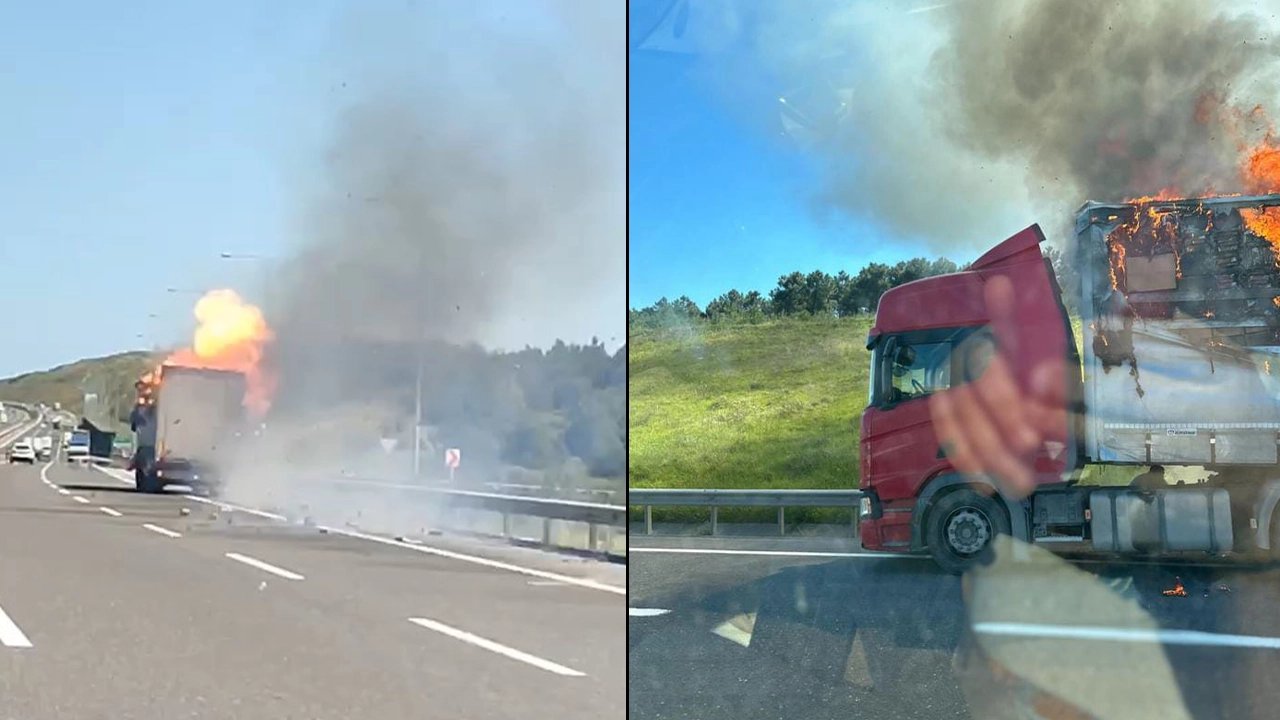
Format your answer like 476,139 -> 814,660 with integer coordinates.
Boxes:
630,548 -> 1280,720
629,557 -> 969,720
56,483 -> 183,496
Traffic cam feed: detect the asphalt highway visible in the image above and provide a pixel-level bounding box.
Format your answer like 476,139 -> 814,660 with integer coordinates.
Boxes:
0,455 -> 623,719
629,535 -> 1280,720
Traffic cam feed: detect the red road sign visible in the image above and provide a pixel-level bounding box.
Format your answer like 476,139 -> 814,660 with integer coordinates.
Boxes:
445,448 -> 461,469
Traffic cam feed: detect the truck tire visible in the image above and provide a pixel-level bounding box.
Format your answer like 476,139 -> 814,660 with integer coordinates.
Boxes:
926,488 -> 1010,574
136,467 -> 161,494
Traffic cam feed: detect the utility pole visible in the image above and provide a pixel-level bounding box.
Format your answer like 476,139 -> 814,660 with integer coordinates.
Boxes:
413,346 -> 423,477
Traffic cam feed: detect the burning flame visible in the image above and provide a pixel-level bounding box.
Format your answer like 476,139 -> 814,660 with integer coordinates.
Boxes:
1109,104 -> 1280,296
1127,189 -> 1183,204
1106,203 -> 1181,290
1241,133 -> 1280,257
1162,577 -> 1187,598
137,289 -> 276,417
1245,142 -> 1280,195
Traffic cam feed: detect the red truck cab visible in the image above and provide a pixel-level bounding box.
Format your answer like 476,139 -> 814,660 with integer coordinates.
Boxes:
859,225 -> 1081,570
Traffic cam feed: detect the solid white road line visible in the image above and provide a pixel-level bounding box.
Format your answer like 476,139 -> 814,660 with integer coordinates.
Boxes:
184,494 -> 287,521
321,526 -> 626,596
87,463 -> 622,594
94,466 -> 134,485
0,416 -> 42,449
973,621 -> 1280,649
141,523 -> 182,539
98,507 -> 122,517
0,603 -> 33,648
628,608 -> 672,617
408,617 -> 585,677
628,547 -> 925,559
71,496 -> 89,504
224,552 -> 305,581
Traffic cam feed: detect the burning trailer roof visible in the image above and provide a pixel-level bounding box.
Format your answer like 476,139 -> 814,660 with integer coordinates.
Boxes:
1076,193 -> 1280,345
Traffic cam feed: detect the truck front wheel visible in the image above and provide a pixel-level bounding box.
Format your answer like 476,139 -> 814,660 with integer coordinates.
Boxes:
926,488 -> 1009,574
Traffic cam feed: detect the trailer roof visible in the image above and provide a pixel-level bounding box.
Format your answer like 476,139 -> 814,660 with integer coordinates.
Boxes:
1076,193 -> 1280,234
159,364 -> 247,379
1078,193 -> 1280,213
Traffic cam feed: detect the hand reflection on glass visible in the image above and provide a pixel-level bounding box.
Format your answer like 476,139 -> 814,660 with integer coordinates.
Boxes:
928,274 -> 1070,500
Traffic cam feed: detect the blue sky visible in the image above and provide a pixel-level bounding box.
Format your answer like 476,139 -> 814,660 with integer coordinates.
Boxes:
0,0 -> 621,378
0,1 -> 342,377
628,1 -> 944,310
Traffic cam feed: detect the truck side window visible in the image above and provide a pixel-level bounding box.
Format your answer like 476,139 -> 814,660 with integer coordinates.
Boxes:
887,340 -> 951,403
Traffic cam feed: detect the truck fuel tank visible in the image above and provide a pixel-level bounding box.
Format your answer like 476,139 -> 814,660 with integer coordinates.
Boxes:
1090,487 -> 1233,554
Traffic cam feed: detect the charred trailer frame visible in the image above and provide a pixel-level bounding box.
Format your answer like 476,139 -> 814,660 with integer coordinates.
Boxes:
1070,193 -> 1280,555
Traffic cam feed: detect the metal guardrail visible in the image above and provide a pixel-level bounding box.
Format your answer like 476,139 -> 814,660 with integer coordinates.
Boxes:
480,481 -> 619,502
628,488 -> 865,536
318,476 -> 626,553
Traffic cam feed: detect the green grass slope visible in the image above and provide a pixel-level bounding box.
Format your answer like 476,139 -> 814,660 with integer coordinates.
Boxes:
629,314 -> 1148,495
629,316 -> 871,491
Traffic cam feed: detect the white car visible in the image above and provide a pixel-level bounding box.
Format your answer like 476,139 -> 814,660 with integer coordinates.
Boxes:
8,440 -> 36,464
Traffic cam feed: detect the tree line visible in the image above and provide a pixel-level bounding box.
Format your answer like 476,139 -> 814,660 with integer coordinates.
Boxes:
630,247 -> 1078,324
630,257 -> 961,324
269,337 -> 626,482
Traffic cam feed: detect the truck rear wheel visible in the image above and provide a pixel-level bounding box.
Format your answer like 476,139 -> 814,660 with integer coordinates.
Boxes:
136,467 -> 161,494
926,488 -> 1009,574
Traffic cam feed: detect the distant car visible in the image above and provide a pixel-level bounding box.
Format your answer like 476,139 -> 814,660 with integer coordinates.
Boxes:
65,431 -> 90,462
8,440 -> 36,464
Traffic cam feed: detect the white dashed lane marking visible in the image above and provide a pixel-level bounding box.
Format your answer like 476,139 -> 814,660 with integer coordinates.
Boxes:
0,603 -> 32,648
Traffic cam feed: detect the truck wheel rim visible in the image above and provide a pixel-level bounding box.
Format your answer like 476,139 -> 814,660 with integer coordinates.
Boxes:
945,508 -> 991,556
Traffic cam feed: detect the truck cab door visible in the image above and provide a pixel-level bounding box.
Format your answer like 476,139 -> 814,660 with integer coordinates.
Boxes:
861,333 -> 960,520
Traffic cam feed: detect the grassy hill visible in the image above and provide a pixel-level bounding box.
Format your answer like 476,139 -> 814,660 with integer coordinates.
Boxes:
629,314 -> 1143,497
0,351 -> 159,430
629,316 -> 871,491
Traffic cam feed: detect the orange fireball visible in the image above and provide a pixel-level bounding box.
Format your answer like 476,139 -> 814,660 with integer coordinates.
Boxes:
139,289 -> 276,417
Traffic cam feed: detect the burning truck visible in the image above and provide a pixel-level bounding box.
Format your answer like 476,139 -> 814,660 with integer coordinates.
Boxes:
857,192 -> 1280,571
130,290 -> 273,494
130,366 -> 250,493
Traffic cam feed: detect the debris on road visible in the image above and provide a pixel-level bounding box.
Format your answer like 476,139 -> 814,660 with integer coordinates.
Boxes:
1162,576 -> 1188,597
179,507 -> 190,516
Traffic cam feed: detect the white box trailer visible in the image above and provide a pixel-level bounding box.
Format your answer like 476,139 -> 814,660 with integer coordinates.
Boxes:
1068,194 -> 1280,557
134,366 -> 248,494
1075,194 -> 1280,467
